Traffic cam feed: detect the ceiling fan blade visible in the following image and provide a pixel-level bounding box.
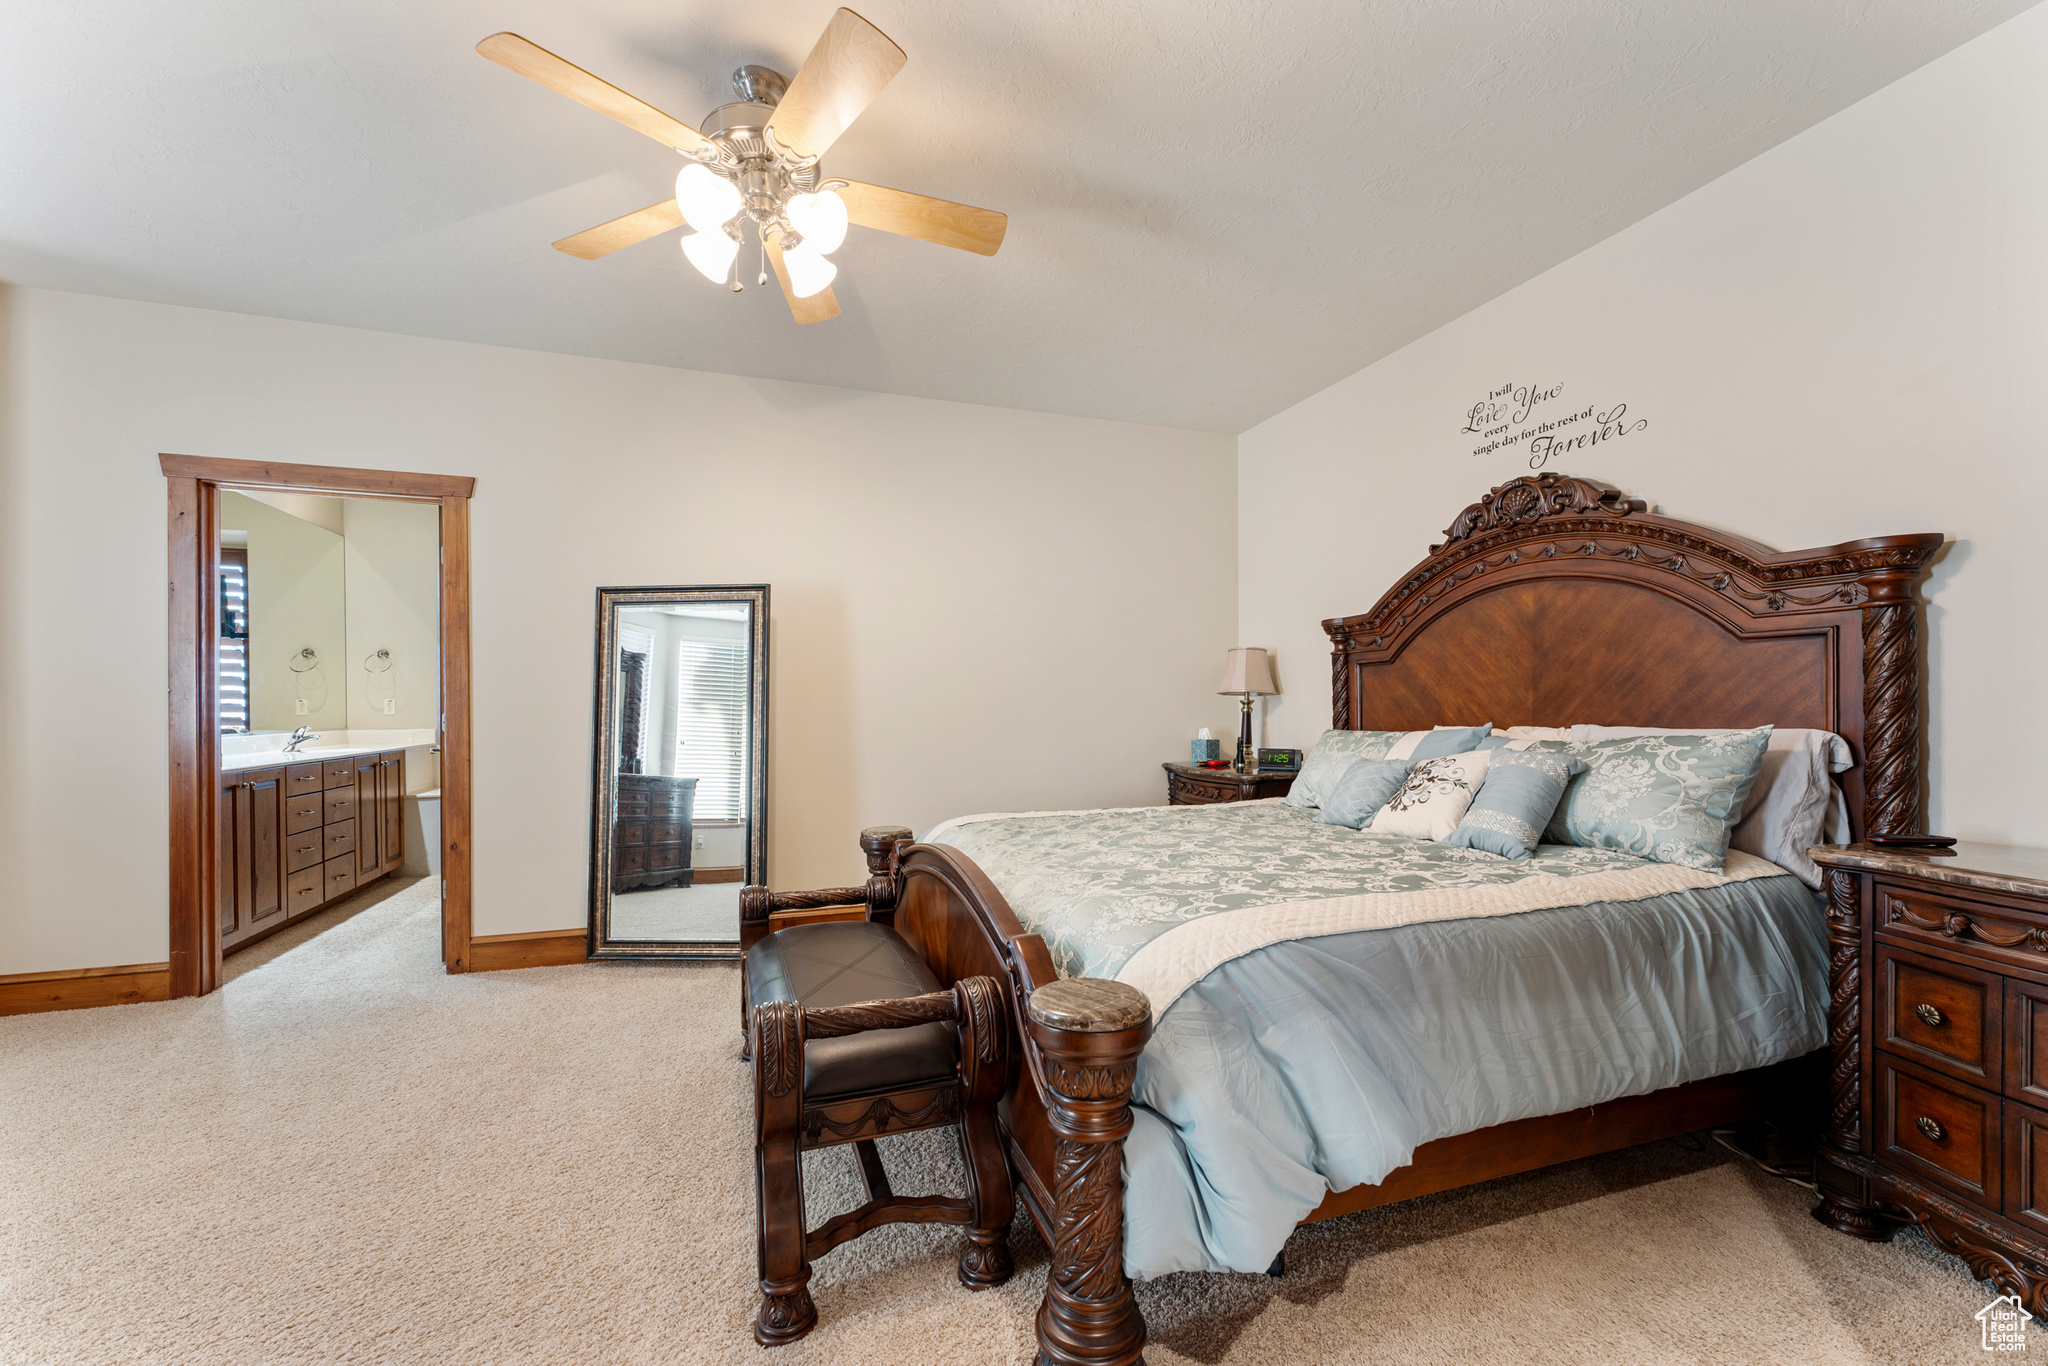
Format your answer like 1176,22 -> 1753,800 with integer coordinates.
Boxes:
477,33 -> 715,157
764,235 -> 841,324
552,199 -> 687,260
765,9 -> 906,160
836,180 -> 1006,256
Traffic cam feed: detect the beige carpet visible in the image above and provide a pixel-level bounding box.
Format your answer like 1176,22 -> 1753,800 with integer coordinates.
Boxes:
609,882 -> 742,942
0,876 -> 2016,1364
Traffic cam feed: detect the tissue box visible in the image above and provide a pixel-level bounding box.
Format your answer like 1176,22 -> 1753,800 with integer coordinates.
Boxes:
1190,738 -> 1221,763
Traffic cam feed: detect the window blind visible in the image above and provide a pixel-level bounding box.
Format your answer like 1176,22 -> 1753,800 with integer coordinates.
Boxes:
673,640 -> 748,821
218,550 -> 249,733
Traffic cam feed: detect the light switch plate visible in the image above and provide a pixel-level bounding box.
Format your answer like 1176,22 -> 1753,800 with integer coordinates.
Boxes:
295,699 -> 308,715
383,698 -> 396,714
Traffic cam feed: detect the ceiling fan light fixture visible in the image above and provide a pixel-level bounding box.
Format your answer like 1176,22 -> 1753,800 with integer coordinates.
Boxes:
680,229 -> 740,284
782,241 -> 838,298
675,163 -> 741,231
785,190 -> 848,255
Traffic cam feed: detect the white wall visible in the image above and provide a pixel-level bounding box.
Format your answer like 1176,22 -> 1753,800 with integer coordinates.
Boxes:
341,498 -> 440,733
1239,5 -> 2048,847
222,489 -> 348,732
0,287 -> 1235,973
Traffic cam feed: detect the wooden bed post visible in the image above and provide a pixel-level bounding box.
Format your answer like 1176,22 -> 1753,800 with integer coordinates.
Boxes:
1026,979 -> 1153,1366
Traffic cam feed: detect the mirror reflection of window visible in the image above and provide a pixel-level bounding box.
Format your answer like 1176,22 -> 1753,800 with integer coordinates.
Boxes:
674,639 -> 747,821
617,624 -> 654,774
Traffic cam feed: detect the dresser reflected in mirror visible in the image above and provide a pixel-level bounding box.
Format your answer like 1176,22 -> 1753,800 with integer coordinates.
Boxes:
590,586 -> 767,958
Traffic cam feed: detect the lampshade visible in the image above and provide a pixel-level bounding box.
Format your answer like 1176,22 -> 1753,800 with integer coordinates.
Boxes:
1217,647 -> 1278,696
675,163 -> 742,231
782,241 -> 838,298
680,229 -> 739,284
786,190 -> 849,254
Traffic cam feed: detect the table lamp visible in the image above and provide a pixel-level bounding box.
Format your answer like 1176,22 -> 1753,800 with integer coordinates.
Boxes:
1217,648 -> 1279,773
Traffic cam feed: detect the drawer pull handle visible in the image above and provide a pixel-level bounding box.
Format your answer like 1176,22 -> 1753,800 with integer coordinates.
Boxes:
1914,1003 -> 1944,1027
1916,1116 -> 1945,1142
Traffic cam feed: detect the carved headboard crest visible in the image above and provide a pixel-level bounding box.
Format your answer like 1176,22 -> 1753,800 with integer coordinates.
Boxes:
1432,474 -> 1644,551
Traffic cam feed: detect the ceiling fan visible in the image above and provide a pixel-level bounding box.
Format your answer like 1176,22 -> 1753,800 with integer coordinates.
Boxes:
477,9 -> 1006,324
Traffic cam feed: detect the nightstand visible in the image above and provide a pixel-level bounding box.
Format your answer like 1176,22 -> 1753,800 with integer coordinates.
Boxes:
1810,840 -> 2048,1313
1162,762 -> 1295,805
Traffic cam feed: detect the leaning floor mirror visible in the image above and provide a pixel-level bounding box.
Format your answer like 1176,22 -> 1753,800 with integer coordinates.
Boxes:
589,585 -> 768,959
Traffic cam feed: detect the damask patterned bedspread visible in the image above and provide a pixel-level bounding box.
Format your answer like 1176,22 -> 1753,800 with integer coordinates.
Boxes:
925,800 -> 1829,1278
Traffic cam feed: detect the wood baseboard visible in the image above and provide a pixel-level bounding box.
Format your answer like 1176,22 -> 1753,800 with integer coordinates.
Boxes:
0,962 -> 173,1016
470,928 -> 589,973
694,866 -> 744,884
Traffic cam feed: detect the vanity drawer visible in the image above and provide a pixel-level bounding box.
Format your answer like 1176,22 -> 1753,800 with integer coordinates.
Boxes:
286,828 -> 327,874
323,785 -> 358,824
285,863 -> 323,912
323,819 -> 355,861
1878,879 -> 2048,968
1878,1054 -> 2001,1206
284,792 -> 325,835
1876,945 -> 2001,1085
322,856 -> 356,900
322,758 -> 356,790
285,762 -> 326,796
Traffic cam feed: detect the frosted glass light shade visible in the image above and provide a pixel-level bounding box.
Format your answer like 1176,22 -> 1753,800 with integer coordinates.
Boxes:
680,229 -> 739,283
782,241 -> 838,298
785,190 -> 848,254
675,164 -> 741,231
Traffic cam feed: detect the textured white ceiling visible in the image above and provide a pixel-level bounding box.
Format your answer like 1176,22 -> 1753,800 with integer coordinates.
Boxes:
1,1 -> 2033,432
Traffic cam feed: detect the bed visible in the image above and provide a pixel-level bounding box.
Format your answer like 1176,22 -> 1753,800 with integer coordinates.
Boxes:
741,473 -> 1944,1366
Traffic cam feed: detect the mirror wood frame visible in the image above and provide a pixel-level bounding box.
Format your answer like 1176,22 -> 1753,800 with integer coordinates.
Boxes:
588,584 -> 769,960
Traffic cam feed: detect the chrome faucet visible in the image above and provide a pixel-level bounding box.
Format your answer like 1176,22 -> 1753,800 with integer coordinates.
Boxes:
283,725 -> 319,754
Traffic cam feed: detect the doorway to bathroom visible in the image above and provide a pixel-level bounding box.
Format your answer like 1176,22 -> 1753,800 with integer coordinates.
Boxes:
160,455 -> 476,997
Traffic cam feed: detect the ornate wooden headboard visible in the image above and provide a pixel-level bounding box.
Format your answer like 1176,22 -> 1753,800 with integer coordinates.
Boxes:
1322,475 -> 1944,839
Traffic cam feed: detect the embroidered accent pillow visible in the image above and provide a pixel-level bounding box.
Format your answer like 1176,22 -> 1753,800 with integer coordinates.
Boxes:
1285,724 -> 1491,808
1368,750 -> 1492,841
1532,727 -> 1773,871
1314,759 -> 1414,830
1443,751 -> 1587,859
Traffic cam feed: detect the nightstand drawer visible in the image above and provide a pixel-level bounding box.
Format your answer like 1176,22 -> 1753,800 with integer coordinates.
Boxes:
2006,1099 -> 2048,1237
1876,944 -> 2000,1085
1878,1055 -> 2001,1207
1877,879 -> 2048,969
2006,979 -> 2048,1108
1167,770 -> 1236,805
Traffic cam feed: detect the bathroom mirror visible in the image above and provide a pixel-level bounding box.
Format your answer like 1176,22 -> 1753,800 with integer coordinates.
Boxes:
589,585 -> 768,959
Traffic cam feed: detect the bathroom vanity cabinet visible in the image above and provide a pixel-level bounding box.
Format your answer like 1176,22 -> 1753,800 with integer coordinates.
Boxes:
219,749 -> 405,953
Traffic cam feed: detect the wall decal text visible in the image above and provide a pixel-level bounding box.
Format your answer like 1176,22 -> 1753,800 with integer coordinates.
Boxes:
1462,381 -> 1649,467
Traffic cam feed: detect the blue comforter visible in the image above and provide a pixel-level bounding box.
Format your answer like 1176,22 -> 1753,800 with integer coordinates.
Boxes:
929,802 -> 1827,1277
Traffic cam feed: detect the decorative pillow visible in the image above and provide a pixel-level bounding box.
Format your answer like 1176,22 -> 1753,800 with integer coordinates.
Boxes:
1443,751 -> 1586,859
1568,726 -> 1852,886
1531,727 -> 1773,871
1493,726 -> 1574,741
1285,724 -> 1491,808
1314,759 -> 1414,829
1386,724 -> 1494,762
1284,730 -> 1400,808
1368,750 -> 1492,841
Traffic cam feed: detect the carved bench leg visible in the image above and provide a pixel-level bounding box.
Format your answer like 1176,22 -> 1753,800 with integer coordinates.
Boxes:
956,976 -> 1015,1289
1027,980 -> 1153,1366
754,1000 -> 817,1347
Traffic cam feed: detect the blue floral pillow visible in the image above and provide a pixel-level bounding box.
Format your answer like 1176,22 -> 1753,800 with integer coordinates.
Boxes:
1443,751 -> 1586,859
1531,727 -> 1773,871
1314,759 -> 1414,829
1285,730 -> 1399,808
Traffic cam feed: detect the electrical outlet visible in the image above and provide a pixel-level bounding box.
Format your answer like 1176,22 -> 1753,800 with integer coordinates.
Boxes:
383,698 -> 396,715
695,835 -> 704,850
295,699 -> 309,715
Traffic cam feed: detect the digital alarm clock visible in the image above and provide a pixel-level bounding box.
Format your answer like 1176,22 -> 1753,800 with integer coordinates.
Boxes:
1256,748 -> 1304,772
